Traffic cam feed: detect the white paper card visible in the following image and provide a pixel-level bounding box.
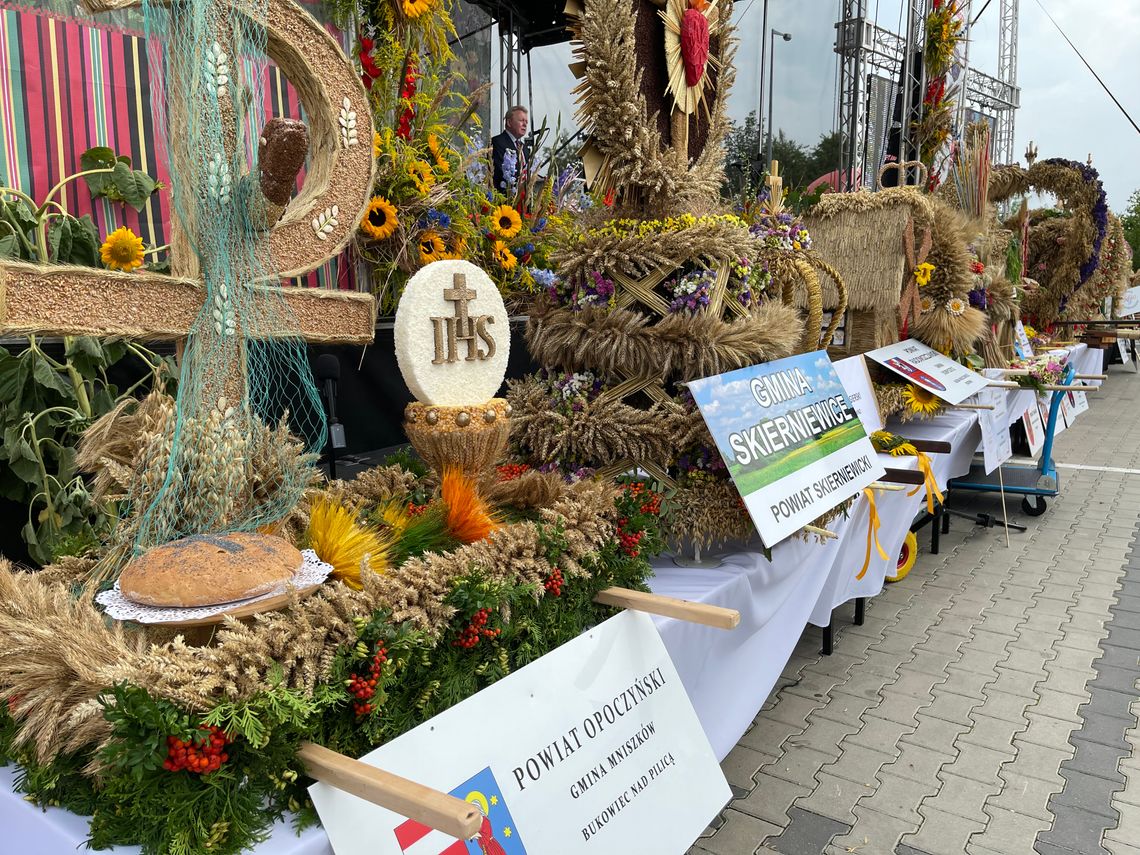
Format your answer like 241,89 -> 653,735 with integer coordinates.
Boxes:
834,355 -> 883,433
1022,403 -> 1046,457
1118,285 -> 1140,318
977,372 -> 1013,474
866,339 -> 989,405
310,611 -> 730,855
1013,321 -> 1034,359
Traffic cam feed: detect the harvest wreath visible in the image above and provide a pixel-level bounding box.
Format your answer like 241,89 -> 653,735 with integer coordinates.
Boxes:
0,425 -> 664,855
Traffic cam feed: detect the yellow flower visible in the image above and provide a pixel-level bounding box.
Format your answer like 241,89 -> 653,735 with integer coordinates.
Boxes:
402,0 -> 433,18
490,204 -> 522,239
99,227 -> 145,272
903,384 -> 943,416
373,132 -> 382,159
492,239 -> 516,271
407,159 -> 436,194
1023,325 -> 1038,339
443,234 -> 467,260
361,195 -> 398,241
946,297 -> 967,316
419,230 -> 446,264
434,155 -> 451,174
914,261 -> 936,287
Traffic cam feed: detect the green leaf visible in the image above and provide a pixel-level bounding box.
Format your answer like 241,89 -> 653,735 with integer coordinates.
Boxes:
0,349 -> 31,408
80,146 -> 117,197
30,353 -> 74,399
111,162 -> 158,212
8,438 -> 41,484
65,336 -> 104,379
69,215 -> 101,267
47,216 -> 73,263
0,232 -> 17,258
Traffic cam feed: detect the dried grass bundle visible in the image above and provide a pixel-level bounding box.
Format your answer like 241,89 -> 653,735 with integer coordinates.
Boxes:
525,300 -> 802,383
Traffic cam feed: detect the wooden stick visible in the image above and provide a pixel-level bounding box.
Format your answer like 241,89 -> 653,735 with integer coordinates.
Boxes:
869,482 -> 907,491
297,742 -> 482,840
954,403 -> 995,410
881,467 -> 925,485
902,439 -> 952,454
985,380 -> 1022,388
1075,373 -> 1108,380
593,587 -> 740,629
1114,329 -> 1140,339
804,524 -> 839,540
1042,384 -> 1098,392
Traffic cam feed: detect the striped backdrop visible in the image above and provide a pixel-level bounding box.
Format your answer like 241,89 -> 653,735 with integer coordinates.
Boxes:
0,0 -> 354,289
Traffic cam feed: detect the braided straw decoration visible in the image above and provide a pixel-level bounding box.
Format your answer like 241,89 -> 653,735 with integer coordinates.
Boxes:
877,160 -> 929,191
772,253 -> 845,352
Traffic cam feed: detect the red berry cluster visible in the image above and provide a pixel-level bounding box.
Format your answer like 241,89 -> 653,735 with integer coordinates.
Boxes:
359,36 -> 382,90
348,646 -> 388,717
407,502 -> 428,517
544,568 -> 564,596
453,608 -> 501,649
619,529 -> 644,557
497,463 -> 530,482
396,58 -> 418,140
639,493 -> 662,515
163,725 -> 229,774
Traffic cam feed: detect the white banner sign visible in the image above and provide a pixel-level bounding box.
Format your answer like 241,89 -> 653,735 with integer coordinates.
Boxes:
834,355 -> 884,433
978,372 -> 1013,474
1118,285 -> 1140,318
1022,403 -> 1046,457
1013,320 -> 1035,359
310,611 -> 730,855
687,351 -> 884,546
1118,339 -> 1132,364
866,339 -> 990,405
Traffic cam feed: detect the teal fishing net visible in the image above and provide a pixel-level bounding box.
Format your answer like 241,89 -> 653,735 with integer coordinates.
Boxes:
122,0 -> 326,557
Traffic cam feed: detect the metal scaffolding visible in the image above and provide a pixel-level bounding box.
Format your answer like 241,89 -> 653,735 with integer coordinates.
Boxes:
834,0 -> 1020,188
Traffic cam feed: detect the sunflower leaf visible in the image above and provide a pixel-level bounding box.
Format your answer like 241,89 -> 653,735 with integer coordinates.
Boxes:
110,162 -> 158,212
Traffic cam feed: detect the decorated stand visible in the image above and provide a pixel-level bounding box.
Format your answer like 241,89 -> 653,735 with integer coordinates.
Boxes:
0,0 -> 738,851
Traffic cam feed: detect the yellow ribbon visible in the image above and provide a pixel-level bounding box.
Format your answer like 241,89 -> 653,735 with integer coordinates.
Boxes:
858,487 -> 889,580
905,450 -> 945,514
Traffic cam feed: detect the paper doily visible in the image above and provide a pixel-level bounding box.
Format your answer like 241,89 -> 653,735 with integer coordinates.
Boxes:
95,549 -> 333,624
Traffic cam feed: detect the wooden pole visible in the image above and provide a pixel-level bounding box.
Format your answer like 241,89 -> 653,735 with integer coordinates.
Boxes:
804,524 -> 839,540
594,587 -> 740,629
1074,374 -> 1108,380
296,742 -> 482,840
954,403 -> 996,410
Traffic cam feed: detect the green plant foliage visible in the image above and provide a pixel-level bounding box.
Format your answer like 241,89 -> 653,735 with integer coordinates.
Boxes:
3,478 -> 667,854
0,338 -> 173,563
79,147 -> 161,212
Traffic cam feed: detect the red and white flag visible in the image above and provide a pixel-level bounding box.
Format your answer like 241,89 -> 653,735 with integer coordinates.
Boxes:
393,817 -> 469,855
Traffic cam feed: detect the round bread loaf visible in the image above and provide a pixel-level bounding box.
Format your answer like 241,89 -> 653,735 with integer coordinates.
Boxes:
119,533 -> 302,608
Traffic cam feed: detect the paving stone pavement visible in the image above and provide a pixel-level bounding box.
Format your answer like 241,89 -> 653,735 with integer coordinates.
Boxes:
689,360 -> 1140,855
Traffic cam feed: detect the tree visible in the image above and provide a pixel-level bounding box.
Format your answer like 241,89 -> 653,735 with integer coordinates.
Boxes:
1122,189 -> 1140,271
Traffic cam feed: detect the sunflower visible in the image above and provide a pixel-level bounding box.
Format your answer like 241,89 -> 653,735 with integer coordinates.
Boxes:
419,230 -> 446,264
443,234 -> 467,260
903,384 -> 943,416
99,226 -> 146,272
491,239 -> 516,271
402,0 -> 433,18
870,430 -> 918,457
946,297 -> 967,316
490,204 -> 522,239
361,195 -> 398,240
407,159 -> 436,194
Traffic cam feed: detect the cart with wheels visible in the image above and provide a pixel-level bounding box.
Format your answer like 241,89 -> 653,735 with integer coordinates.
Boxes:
946,362 -> 1077,516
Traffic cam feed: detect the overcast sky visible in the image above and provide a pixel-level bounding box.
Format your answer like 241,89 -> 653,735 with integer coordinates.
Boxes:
516,0 -> 1139,212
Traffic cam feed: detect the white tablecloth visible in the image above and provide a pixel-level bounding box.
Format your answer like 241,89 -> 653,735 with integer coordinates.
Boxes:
646,406 -> 979,761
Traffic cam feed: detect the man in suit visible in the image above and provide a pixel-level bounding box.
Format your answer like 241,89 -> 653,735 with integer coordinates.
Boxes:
491,105 -> 528,192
